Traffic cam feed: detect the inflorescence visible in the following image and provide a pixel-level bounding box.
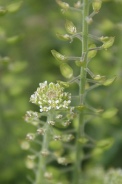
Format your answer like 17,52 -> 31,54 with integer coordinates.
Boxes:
30,81 -> 71,112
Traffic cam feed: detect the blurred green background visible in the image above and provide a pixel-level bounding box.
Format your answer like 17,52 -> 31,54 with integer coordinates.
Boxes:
0,0 -> 122,183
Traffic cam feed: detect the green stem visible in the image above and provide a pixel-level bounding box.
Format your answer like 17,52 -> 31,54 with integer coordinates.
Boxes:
35,113 -> 52,184
73,1 -> 89,184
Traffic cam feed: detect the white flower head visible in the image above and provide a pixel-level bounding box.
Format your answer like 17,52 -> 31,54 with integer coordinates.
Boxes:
30,81 -> 71,112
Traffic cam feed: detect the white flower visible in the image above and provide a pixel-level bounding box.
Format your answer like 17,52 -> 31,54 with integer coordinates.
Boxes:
30,82 -> 71,112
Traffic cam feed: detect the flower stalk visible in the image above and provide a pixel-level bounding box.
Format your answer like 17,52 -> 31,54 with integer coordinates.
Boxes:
73,1 -> 89,184
35,113 -> 52,184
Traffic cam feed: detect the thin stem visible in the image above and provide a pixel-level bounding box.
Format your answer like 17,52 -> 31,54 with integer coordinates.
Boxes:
73,1 -> 89,184
35,113 -> 52,184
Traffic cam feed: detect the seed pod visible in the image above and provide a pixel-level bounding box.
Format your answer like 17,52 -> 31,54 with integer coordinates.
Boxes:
65,20 -> 77,35
103,76 -> 117,86
88,44 -> 97,59
101,37 -> 115,49
51,50 -> 67,62
92,0 -> 102,12
56,33 -> 71,41
56,0 -> 69,9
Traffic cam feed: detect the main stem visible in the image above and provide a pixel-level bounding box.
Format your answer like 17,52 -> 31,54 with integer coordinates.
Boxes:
35,113 -> 51,184
73,1 -> 89,184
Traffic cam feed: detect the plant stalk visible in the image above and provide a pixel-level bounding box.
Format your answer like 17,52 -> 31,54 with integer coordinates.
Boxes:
73,0 -> 89,184
35,113 -> 51,184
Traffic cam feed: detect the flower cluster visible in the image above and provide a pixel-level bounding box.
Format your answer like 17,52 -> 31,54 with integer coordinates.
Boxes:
30,81 -> 71,112
104,169 -> 122,184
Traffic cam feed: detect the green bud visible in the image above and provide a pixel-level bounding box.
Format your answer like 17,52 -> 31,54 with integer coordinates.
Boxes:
93,74 -> 102,80
44,172 -> 53,180
88,44 -> 97,59
65,20 -> 77,35
56,33 -> 71,41
78,136 -> 88,144
56,0 -> 69,9
100,36 -> 109,42
75,105 -> 85,111
62,134 -> 74,142
92,0 -> 102,12
101,37 -> 115,49
51,50 -> 67,62
57,80 -> 70,87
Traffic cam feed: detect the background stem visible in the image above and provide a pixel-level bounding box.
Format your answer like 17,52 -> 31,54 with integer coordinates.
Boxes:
73,1 -> 89,184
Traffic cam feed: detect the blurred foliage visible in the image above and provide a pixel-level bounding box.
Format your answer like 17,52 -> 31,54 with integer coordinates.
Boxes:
0,0 -> 122,183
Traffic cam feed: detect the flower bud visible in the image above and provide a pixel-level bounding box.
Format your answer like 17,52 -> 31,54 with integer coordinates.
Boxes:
37,128 -> 46,135
53,135 -> 62,141
62,134 -> 74,142
56,0 -> 69,9
51,50 -> 67,62
41,149 -> 49,156
93,74 -> 102,80
44,172 -> 53,180
57,81 -> 69,88
48,120 -> 55,126
92,0 -> 102,12
57,157 -> 68,165
65,20 -> 77,35
26,133 -> 35,141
